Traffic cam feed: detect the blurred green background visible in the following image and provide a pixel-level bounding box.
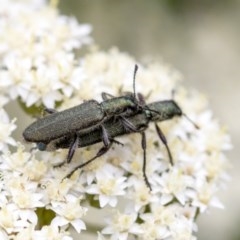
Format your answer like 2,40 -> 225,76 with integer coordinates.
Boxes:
58,1 -> 240,239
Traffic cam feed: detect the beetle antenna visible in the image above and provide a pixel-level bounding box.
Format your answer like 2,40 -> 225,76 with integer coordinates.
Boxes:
182,113 -> 200,129
171,89 -> 199,129
133,64 -> 138,101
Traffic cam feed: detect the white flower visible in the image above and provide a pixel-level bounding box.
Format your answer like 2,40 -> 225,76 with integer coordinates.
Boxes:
0,109 -> 16,152
170,216 -> 196,240
50,195 -> 87,233
32,225 -> 73,240
0,203 -> 19,233
14,223 -> 73,240
1,144 -> 31,173
43,177 -> 77,202
140,204 -> 177,228
139,220 -> 171,240
102,210 -> 142,240
6,176 -> 44,209
190,181 -> 224,212
0,203 -> 37,234
157,167 -> 194,205
86,164 -> 127,207
126,178 -> 159,211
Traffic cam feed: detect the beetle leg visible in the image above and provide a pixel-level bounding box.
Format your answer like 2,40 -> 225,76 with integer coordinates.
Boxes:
137,93 -> 146,105
66,134 -> 79,164
120,116 -> 138,132
54,134 -> 79,168
101,125 -> 111,147
140,132 -> 152,191
100,124 -> 124,148
64,142 -> 113,179
101,92 -> 115,100
111,139 -> 124,146
120,116 -> 148,133
155,123 -> 173,165
101,116 -> 141,146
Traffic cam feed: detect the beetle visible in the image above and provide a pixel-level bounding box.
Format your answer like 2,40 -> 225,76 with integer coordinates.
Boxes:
23,96 -> 137,142
38,100 -> 186,190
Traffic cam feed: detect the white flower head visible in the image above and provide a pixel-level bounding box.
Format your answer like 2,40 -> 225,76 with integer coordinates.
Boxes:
0,2 -> 232,238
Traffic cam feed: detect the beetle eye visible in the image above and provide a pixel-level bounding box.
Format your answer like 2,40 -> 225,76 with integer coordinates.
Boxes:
37,142 -> 47,151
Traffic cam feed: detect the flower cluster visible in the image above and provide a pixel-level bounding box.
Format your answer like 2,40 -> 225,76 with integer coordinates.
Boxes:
0,1 -> 232,240
0,0 -> 92,108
